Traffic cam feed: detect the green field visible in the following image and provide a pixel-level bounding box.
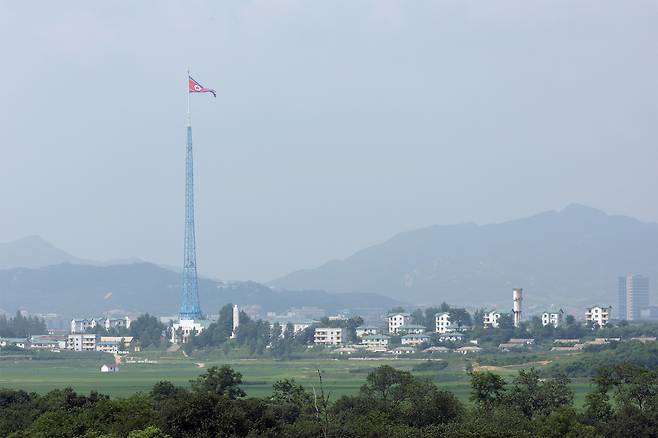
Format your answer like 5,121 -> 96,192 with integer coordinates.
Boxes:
0,350 -> 593,405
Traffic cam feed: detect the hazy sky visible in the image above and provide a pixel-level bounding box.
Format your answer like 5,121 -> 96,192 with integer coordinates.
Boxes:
0,1 -> 656,282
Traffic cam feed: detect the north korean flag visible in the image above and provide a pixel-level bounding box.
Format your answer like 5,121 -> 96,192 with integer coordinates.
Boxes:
188,76 -> 216,97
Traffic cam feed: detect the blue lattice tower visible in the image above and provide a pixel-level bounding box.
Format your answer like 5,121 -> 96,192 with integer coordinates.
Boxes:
179,121 -> 202,319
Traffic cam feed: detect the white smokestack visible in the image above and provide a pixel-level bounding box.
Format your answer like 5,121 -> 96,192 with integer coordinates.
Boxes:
231,304 -> 240,338
513,288 -> 523,328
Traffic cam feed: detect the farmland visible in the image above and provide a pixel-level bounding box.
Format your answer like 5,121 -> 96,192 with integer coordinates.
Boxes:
0,349 -> 593,405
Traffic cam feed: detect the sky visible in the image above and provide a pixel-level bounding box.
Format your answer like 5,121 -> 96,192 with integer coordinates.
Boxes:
0,1 -> 656,283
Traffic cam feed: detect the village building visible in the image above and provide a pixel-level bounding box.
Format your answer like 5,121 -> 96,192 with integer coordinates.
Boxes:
360,334 -> 390,348
171,319 -> 212,343
391,346 -> 416,355
541,310 -> 564,328
401,334 -> 431,346
482,311 -> 501,328
397,324 -> 426,335
386,312 -> 411,334
66,333 -> 98,352
314,327 -> 343,345
435,313 -> 452,333
100,364 -> 119,373
455,346 -> 482,354
585,306 -> 611,327
355,325 -> 383,337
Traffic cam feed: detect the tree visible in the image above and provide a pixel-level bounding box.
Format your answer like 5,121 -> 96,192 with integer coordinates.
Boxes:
128,426 -> 171,438
448,308 -> 472,328
130,314 -> 165,348
470,371 -> 506,407
191,365 -> 246,399
388,307 -> 406,314
498,313 -> 515,329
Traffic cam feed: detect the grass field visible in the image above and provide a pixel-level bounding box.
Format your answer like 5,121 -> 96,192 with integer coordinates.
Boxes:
0,349 -> 594,405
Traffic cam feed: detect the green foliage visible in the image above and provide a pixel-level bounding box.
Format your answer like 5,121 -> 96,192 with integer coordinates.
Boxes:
129,314 -> 166,348
191,365 -> 246,399
0,311 -> 47,338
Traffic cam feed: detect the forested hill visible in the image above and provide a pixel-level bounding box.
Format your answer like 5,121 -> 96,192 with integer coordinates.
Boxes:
271,204 -> 658,307
0,262 -> 402,316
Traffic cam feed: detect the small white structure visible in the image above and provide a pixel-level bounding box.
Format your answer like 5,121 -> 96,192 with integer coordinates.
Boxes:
100,364 -> 119,373
455,346 -> 482,354
437,333 -> 464,343
401,334 -> 430,346
231,304 -> 240,339
435,313 -> 452,333
483,311 -> 501,328
103,317 -> 131,331
513,288 -> 523,328
361,334 -> 390,347
391,346 -> 416,355
0,338 -> 29,349
585,306 -> 611,327
314,327 -> 343,345
67,334 -> 98,352
541,310 -> 564,328
355,325 -> 382,337
387,312 -> 411,334
333,347 -> 357,355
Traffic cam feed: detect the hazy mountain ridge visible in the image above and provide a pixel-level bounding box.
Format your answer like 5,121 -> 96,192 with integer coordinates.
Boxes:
271,204 -> 658,307
0,262 -> 402,316
0,235 -> 144,269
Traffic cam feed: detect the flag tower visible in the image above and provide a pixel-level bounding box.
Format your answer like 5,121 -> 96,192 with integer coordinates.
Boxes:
179,71 -> 214,319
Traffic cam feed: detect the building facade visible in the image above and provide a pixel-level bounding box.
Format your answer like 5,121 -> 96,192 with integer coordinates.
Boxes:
541,310 -> 564,328
619,274 -> 650,321
67,334 -> 98,352
483,311 -> 501,328
435,313 -> 453,333
387,313 -> 411,334
314,328 -> 343,345
585,306 -> 611,327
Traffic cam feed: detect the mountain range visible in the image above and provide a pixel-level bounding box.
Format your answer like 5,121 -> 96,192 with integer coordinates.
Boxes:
3,204 -> 658,315
271,204 -> 658,309
0,263 -> 402,317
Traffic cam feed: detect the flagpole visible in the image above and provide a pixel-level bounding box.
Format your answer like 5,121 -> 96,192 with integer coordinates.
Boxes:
186,68 -> 191,127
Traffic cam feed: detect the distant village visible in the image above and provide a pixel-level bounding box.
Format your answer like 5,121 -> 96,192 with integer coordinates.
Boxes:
4,283 -> 652,362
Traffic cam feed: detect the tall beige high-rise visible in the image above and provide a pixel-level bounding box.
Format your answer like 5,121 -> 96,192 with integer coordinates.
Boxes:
621,275 -> 650,321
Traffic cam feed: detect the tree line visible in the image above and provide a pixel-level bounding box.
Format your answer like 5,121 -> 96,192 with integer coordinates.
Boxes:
3,361 -> 658,437
0,312 -> 47,338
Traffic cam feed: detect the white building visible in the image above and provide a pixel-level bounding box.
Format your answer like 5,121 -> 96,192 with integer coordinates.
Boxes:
585,306 -> 611,328
355,325 -> 382,337
314,327 -> 343,345
361,334 -> 390,347
67,334 -> 98,351
103,317 -> 131,331
397,324 -> 426,335
387,313 -> 411,334
541,310 -> 564,328
100,364 -> 119,373
435,313 -> 452,333
0,338 -> 29,349
70,318 -> 98,333
401,334 -> 430,346
483,311 -> 501,328
171,319 -> 211,343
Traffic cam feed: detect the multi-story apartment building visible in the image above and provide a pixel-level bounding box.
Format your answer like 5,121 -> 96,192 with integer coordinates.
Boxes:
386,313 -> 411,334
314,328 -> 343,345
541,310 -> 564,328
435,313 -> 452,333
483,311 -> 501,328
619,274 -> 650,321
66,333 -> 98,351
585,306 -> 611,328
